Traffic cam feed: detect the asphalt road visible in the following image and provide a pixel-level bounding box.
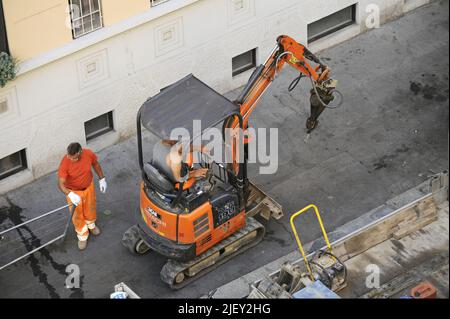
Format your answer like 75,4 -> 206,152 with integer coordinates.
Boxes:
0,0 -> 448,298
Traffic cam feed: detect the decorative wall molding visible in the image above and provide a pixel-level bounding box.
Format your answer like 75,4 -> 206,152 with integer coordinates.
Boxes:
154,17 -> 184,57
76,49 -> 110,90
0,87 -> 20,127
227,0 -> 255,27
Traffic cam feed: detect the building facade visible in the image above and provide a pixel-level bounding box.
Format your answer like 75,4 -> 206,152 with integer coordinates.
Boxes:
0,0 -> 432,194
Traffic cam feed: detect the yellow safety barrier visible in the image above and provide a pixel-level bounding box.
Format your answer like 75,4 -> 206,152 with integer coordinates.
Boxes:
290,204 -> 332,281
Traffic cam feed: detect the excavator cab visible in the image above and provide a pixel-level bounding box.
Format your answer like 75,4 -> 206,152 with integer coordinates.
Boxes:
136,73 -> 246,205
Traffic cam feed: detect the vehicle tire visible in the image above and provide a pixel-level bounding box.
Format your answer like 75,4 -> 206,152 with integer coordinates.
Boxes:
122,225 -> 151,255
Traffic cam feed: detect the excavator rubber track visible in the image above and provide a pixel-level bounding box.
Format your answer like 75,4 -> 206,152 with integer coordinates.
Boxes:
160,217 -> 265,290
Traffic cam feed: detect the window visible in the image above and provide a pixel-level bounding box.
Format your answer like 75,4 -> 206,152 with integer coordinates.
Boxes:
308,5 -> 356,43
232,48 -> 257,77
85,111 -> 114,141
0,150 -> 27,181
151,0 -> 170,7
0,0 -> 9,54
69,0 -> 103,39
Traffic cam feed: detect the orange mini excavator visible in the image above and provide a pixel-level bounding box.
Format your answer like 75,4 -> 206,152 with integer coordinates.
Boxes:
122,35 -> 341,289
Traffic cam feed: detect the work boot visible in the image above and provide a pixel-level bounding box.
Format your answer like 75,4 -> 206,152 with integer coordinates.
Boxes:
90,226 -> 101,236
78,240 -> 87,251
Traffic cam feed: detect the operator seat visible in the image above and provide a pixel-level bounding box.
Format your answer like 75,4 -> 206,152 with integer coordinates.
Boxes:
143,162 -> 174,194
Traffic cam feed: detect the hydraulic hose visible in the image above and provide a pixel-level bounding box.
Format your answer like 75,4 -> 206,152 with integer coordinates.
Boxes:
308,76 -> 343,109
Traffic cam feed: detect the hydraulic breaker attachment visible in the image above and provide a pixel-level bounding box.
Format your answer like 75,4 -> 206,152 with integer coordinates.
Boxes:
306,78 -> 339,134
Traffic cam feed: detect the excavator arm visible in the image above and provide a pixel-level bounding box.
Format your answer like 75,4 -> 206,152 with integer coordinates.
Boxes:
229,35 -> 339,133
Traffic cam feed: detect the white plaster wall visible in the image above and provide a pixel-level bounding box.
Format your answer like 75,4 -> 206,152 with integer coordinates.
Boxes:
0,0 -> 432,194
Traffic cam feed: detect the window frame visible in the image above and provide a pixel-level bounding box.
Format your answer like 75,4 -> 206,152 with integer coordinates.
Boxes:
0,150 -> 28,181
307,4 -> 357,43
0,0 -> 10,54
84,111 -> 114,142
150,0 -> 170,7
69,0 -> 104,39
232,48 -> 257,77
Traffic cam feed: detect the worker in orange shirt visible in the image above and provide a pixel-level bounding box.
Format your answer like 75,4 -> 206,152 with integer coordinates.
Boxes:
58,142 -> 107,250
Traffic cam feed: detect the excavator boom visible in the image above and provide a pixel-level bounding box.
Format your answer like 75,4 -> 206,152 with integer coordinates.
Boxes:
233,35 -> 338,131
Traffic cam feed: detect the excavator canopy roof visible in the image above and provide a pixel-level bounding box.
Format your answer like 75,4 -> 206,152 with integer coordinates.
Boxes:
141,74 -> 240,141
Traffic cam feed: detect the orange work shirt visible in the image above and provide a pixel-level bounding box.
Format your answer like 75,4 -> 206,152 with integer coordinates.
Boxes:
58,149 -> 98,190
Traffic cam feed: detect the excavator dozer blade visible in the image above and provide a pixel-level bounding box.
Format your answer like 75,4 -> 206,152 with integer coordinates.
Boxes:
246,181 -> 284,221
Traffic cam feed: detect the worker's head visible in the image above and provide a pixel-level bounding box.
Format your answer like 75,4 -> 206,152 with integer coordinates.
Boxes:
161,139 -> 178,146
67,142 -> 82,162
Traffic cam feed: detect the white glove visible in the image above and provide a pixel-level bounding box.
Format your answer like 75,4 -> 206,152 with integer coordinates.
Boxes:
99,178 -> 107,193
68,192 -> 81,206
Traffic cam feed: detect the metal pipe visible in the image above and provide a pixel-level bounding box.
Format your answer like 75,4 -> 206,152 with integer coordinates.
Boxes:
0,234 -> 65,271
0,204 -> 70,236
62,204 -> 76,238
137,105 -> 144,170
0,204 -> 76,271
290,204 -> 333,281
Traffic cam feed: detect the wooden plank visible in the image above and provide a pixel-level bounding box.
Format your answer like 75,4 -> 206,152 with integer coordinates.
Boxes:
393,215 -> 438,239
334,196 -> 438,261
